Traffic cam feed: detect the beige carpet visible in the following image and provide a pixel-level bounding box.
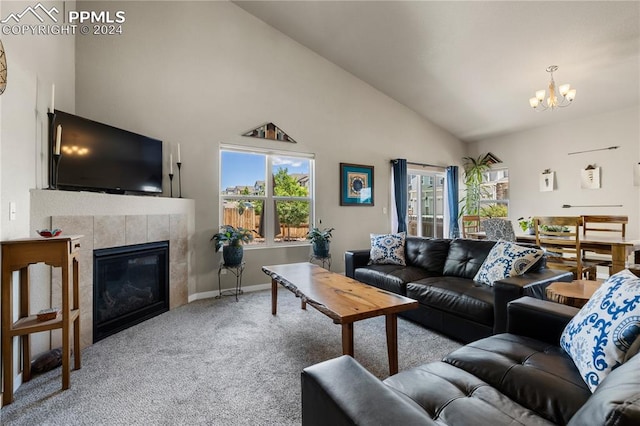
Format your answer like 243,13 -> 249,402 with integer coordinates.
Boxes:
1,288 -> 461,425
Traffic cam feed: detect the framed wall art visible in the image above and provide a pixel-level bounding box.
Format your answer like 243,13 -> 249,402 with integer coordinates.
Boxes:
340,163 -> 374,206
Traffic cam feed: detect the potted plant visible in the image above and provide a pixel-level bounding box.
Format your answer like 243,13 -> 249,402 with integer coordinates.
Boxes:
460,154 -> 492,217
211,225 -> 255,266
306,227 -> 334,258
518,217 -> 535,234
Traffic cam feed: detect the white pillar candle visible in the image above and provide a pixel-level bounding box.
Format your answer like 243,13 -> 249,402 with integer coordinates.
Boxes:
55,125 -> 62,155
170,153 -> 173,174
51,84 -> 55,113
177,144 -> 181,163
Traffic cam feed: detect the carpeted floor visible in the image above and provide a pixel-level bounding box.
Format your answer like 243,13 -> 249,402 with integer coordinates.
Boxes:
1,288 -> 461,425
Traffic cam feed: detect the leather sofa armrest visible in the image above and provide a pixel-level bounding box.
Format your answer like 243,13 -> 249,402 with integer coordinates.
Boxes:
301,355 -> 435,426
507,296 -> 579,345
344,249 -> 370,278
492,268 -> 573,334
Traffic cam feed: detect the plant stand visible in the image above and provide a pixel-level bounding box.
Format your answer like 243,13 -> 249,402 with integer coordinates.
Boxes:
309,253 -> 331,270
216,261 -> 245,302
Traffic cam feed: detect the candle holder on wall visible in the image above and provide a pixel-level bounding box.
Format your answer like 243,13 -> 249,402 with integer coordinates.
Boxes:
47,111 -> 58,189
169,173 -> 174,198
51,154 -> 62,189
177,162 -> 183,198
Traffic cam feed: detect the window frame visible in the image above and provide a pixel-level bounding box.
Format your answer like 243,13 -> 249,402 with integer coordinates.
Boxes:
219,144 -> 315,249
406,167 -> 445,238
479,167 -> 509,216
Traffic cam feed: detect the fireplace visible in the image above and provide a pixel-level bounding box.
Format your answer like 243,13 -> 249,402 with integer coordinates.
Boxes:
93,241 -> 169,342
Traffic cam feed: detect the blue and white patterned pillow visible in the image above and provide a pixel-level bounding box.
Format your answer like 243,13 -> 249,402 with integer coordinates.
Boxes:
560,269 -> 640,392
369,232 -> 406,266
473,240 -> 543,286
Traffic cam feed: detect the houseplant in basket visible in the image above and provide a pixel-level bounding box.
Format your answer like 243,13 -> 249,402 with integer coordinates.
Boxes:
211,225 -> 255,266
306,227 -> 334,257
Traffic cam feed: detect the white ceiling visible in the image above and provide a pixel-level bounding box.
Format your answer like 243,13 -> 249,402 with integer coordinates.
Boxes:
235,1 -> 640,142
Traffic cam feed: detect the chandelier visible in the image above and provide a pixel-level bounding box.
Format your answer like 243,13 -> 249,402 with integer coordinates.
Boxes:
529,65 -> 576,111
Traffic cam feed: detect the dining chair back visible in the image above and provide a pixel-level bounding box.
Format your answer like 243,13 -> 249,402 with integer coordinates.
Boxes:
534,216 -> 596,280
483,218 -> 516,241
582,215 -> 627,237
581,215 -> 629,274
461,215 -> 481,239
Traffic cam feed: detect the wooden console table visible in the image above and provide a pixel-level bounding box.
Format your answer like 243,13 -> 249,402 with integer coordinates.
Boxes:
1,236 -> 82,405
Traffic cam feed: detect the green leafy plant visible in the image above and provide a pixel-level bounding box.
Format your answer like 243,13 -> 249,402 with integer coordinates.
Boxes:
460,154 -> 492,216
518,217 -> 534,232
211,225 -> 255,252
306,227 -> 334,244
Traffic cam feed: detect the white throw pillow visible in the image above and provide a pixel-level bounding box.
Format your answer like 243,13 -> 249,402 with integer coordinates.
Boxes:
560,269 -> 640,392
473,240 -> 543,286
369,232 -> 406,266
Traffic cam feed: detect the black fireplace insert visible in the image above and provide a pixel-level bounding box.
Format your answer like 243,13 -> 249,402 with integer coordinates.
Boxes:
93,241 -> 169,342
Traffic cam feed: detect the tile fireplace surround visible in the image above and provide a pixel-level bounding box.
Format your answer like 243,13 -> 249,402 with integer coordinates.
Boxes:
29,189 -> 195,351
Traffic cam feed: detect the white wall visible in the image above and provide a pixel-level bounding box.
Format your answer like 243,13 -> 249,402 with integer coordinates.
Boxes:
470,107 -> 640,238
0,0 -> 75,399
1,1 -> 75,241
75,1 -> 465,292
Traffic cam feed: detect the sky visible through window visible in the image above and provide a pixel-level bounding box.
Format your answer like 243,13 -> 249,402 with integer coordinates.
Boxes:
221,151 -> 310,189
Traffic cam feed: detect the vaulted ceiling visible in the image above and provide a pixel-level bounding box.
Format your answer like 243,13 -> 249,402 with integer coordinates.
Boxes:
235,1 -> 640,142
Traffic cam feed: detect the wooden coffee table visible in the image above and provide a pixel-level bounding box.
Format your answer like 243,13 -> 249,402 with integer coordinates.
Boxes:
546,280 -> 602,308
262,262 -> 418,375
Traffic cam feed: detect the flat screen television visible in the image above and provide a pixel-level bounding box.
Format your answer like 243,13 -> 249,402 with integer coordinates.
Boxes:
52,110 -> 163,194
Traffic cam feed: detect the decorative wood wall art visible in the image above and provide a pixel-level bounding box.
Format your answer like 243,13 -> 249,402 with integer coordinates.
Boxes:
340,163 -> 374,206
242,122 -> 296,143
0,39 -> 7,95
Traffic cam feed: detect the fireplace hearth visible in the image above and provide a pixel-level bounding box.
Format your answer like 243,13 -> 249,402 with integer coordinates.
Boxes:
93,241 -> 169,342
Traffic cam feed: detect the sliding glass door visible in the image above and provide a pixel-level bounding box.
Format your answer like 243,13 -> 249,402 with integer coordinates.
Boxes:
407,170 -> 445,238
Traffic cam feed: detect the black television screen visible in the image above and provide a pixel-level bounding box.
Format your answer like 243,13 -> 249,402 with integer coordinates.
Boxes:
52,110 -> 163,194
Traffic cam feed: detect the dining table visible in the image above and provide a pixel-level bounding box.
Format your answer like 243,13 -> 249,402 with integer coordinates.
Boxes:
515,233 -> 640,274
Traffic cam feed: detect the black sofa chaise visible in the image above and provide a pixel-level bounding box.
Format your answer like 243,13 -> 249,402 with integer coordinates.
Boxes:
301,297 -> 640,425
345,237 -> 573,342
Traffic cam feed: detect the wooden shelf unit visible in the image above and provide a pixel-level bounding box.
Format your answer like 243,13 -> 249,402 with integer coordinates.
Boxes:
1,235 -> 82,406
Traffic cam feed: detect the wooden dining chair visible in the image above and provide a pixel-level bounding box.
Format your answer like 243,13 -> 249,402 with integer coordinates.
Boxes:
534,216 -> 597,280
582,215 -> 627,237
581,215 -> 628,274
461,215 -> 481,239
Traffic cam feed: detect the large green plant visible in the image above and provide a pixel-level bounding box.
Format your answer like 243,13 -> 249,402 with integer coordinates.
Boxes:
461,154 -> 492,216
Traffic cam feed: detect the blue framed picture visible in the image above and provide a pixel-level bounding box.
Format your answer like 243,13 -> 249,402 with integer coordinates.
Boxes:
340,163 -> 374,206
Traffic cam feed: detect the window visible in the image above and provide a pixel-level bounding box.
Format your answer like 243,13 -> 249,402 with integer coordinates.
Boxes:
479,168 -> 509,217
407,169 -> 445,238
220,146 -> 314,247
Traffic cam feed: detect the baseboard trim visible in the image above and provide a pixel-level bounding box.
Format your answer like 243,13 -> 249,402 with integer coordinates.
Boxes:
188,282 -> 272,303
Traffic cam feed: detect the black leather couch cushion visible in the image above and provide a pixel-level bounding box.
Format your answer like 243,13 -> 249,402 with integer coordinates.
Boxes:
442,239 -> 497,279
568,350 -> 640,426
405,237 -> 451,272
354,265 -> 437,295
443,334 -> 591,425
384,361 -> 555,425
407,276 -> 495,326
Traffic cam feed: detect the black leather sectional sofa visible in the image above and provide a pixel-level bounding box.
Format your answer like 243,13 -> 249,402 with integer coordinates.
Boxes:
301,297 -> 640,425
345,237 -> 573,342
